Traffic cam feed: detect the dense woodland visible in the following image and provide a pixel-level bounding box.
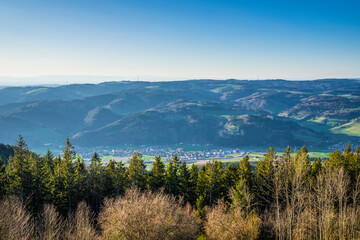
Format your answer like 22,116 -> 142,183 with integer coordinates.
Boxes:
1,136 -> 360,239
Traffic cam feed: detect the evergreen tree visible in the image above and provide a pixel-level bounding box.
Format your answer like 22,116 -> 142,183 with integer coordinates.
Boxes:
128,152 -> 146,189
88,152 -> 103,212
0,156 -> 7,199
43,149 -> 54,172
224,163 -> 239,191
206,161 -> 225,207
149,155 -> 165,192
104,160 -> 128,197
51,138 -> 76,217
327,150 -> 345,170
41,150 -> 55,202
188,164 -> 199,205
29,153 -> 46,213
7,135 -> 32,203
178,161 -> 191,203
197,165 -> 208,202
231,178 -> 253,214
165,155 -> 180,195
294,146 -> 311,170
283,146 -> 292,162
63,137 -> 76,220
196,195 -> 206,219
255,147 -> 276,209
238,155 -> 254,188
73,155 -> 87,205
312,157 -> 322,177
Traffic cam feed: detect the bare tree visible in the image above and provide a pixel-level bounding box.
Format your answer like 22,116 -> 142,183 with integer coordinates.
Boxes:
38,204 -> 65,240
68,201 -> 97,240
99,188 -> 199,240
205,199 -> 261,240
0,196 -> 33,240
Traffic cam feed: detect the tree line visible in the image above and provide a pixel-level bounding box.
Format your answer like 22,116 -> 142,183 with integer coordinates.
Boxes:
0,135 -> 360,239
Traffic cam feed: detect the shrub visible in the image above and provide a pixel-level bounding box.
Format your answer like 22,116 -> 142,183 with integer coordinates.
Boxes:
205,200 -> 261,240
99,188 -> 199,240
0,197 -> 33,240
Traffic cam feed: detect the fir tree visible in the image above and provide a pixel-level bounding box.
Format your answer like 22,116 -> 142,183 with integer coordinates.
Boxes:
188,164 -> 199,205
73,155 -> 87,205
149,155 -> 165,192
88,152 -> 103,212
7,135 -> 32,203
238,155 -> 254,188
255,147 -> 276,209
178,161 -> 191,203
29,153 -> 46,213
0,156 -> 7,199
165,155 -> 180,195
128,152 -> 146,190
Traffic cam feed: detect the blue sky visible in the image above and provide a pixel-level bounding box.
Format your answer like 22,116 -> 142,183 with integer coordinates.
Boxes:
0,0 -> 360,83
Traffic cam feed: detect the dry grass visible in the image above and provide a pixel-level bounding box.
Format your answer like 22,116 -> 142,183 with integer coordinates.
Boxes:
99,188 -> 199,240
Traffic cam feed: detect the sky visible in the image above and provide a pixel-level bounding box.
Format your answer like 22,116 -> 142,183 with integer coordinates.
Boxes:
0,0 -> 360,85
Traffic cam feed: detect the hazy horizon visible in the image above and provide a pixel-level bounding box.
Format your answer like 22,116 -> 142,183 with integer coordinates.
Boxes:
1,75 -> 360,86
1,0 -> 360,84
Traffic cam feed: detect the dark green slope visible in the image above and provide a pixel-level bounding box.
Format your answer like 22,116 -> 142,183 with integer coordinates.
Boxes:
73,102 -> 325,147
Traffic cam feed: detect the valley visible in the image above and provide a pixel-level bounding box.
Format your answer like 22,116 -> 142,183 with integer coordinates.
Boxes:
0,79 -> 359,151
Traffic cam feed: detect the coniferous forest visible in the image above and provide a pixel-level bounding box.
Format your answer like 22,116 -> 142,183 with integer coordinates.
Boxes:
1,136 -> 360,239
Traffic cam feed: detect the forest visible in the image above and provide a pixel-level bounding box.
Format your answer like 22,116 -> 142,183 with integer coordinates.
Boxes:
1,136 -> 360,240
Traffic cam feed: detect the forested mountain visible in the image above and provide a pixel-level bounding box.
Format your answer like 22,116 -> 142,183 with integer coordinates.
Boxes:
0,79 -> 359,147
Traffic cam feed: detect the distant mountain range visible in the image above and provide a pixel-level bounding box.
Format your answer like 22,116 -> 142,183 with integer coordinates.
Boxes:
0,79 -> 359,148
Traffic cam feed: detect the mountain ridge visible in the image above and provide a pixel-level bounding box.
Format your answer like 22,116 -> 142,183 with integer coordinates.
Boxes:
0,79 -> 359,148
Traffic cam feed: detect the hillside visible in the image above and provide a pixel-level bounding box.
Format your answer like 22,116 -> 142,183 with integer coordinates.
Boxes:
0,79 -> 359,148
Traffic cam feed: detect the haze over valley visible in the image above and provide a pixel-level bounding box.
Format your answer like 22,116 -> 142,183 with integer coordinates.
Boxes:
0,78 -> 359,152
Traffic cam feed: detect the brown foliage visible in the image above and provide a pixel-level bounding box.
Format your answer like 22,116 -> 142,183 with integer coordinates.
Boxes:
68,201 -> 97,240
0,196 -> 33,240
38,204 -> 65,240
204,200 -> 261,240
98,188 -> 199,240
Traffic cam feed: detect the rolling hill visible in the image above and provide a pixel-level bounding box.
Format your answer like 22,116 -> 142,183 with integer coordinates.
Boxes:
0,79 -> 359,148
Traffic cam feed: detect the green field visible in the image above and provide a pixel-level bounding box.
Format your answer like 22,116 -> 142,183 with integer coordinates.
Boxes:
331,119 -> 360,137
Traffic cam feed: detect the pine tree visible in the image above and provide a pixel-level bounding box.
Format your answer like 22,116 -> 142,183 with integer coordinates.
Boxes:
42,150 -> 55,202
63,137 -> 76,221
88,152 -> 103,212
128,152 -> 146,190
238,155 -> 254,188
73,155 -> 87,205
188,164 -> 199,205
44,149 -> 54,172
206,161 -> 225,207
295,146 -> 311,170
149,155 -> 165,192
312,157 -> 322,177
165,155 -> 180,195
327,150 -> 344,170
29,153 -> 46,213
197,165 -> 208,202
0,156 -> 7,199
224,163 -> 239,191
196,195 -> 206,219
52,138 -> 76,218
178,161 -> 191,203
103,160 -> 128,197
231,178 -> 253,215
7,135 -> 32,203
255,147 -> 276,209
